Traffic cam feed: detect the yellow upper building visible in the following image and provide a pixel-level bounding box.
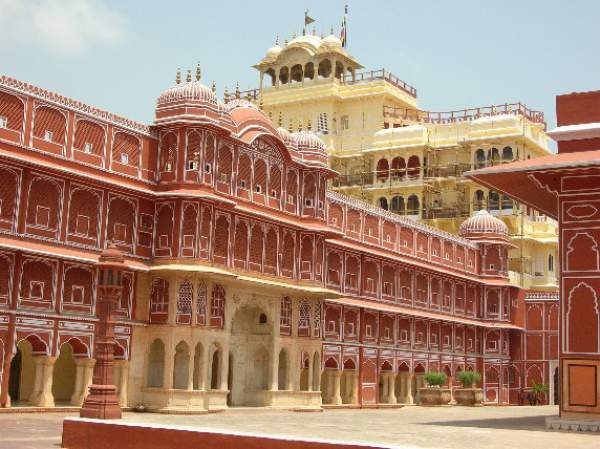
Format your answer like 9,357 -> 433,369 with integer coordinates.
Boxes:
235,31 -> 557,293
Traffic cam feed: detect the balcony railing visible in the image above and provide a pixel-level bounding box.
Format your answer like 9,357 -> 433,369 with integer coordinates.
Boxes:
342,69 -> 417,98
384,102 -> 546,129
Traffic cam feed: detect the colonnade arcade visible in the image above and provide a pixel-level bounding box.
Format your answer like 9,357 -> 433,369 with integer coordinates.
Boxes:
5,334 -> 128,408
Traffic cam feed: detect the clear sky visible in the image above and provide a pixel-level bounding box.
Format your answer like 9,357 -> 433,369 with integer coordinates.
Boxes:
1,0 -> 599,131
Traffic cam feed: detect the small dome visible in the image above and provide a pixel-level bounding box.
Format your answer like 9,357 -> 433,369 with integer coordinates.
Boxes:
266,44 -> 282,58
292,130 -> 327,154
322,34 -> 342,48
157,80 -> 217,106
459,210 -> 509,242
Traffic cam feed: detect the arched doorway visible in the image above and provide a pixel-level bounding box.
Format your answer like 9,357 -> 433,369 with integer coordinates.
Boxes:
8,347 -> 22,403
146,339 -> 165,388
172,341 -> 190,390
278,349 -> 289,390
229,305 -> 273,406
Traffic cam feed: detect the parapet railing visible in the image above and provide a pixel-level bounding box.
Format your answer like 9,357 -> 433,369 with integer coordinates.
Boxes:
384,102 -> 546,129
342,69 -> 418,98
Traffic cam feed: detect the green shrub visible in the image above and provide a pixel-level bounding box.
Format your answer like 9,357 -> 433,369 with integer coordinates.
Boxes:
457,370 -> 482,388
424,371 -> 447,387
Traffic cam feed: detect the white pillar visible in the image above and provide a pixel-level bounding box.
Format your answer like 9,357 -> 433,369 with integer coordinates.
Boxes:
387,373 -> 397,404
116,360 -> 129,406
331,370 -> 342,405
29,356 -> 56,407
70,358 -> 95,406
219,344 -> 229,391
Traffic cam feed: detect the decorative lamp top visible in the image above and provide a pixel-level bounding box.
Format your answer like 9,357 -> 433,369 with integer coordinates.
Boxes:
157,65 -> 217,106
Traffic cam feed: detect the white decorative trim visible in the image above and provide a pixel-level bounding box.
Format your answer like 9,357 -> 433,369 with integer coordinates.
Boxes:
547,122 -> 600,142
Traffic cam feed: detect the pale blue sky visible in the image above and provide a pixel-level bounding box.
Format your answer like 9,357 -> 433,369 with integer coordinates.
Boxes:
1,0 -> 599,130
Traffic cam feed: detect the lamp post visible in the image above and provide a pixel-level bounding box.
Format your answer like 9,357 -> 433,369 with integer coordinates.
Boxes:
80,244 -> 124,419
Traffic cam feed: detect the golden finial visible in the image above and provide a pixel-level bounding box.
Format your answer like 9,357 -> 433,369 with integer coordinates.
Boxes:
175,68 -> 181,85
211,81 -> 216,93
259,98 -> 264,109
307,119 -> 312,131
275,35 -> 279,46
320,30 -> 324,38
223,86 -> 229,103
284,38 -> 288,45
330,26 -> 334,35
312,27 -> 316,36
292,31 -> 297,39
195,63 -> 201,81
298,118 -> 303,131
278,112 -> 283,127
288,118 -> 293,132
246,90 -> 252,101
186,69 -> 192,83
235,82 -> 240,99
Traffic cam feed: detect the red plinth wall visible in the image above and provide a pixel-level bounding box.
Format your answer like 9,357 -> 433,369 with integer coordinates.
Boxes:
61,418 -> 391,449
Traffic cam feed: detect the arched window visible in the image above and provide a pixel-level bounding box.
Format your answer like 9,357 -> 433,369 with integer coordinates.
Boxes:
502,146 -> 513,161
318,59 -> 332,78
473,190 -> 485,211
475,149 -> 486,168
501,194 -> 513,211
265,68 -> 276,86
290,64 -> 303,82
407,195 -> 420,215
489,191 -> 500,211
376,159 -> 389,181
176,280 -> 193,324
378,197 -> 388,210
489,148 -> 500,165
279,66 -> 289,84
391,196 -> 405,213
304,62 -> 315,80
407,156 -> 420,178
391,157 -> 406,180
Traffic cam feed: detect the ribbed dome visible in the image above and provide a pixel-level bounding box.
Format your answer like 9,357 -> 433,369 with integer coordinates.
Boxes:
459,210 -> 509,241
276,127 -> 296,145
322,34 -> 342,48
292,130 -> 326,154
157,80 -> 217,106
266,44 -> 282,58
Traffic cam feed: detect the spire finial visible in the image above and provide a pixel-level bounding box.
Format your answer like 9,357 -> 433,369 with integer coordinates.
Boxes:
246,90 -> 252,101
176,68 -> 181,85
278,111 -> 283,127
284,38 -> 288,45
330,26 -> 334,35
212,81 -> 216,93
275,35 -> 279,46
320,30 -> 324,38
186,69 -> 192,83
224,86 -> 229,103
292,31 -> 297,39
235,82 -> 240,99
298,118 -> 303,132
312,27 -> 316,36
288,118 -> 293,132
195,63 -> 201,81
307,119 -> 312,131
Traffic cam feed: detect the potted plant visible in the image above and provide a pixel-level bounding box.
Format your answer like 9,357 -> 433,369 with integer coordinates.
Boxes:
528,381 -> 549,405
454,371 -> 483,406
419,371 -> 451,406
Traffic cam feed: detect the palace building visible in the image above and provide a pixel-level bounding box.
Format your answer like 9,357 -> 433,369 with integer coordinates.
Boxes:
0,56 -> 557,412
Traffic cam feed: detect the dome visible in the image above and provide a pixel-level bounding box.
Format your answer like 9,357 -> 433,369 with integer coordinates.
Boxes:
321,34 -> 342,48
276,127 -> 296,146
266,44 -> 282,59
157,80 -> 217,106
292,130 -> 327,154
459,210 -> 509,242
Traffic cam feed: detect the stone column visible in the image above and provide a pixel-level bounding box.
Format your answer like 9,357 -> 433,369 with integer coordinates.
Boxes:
29,356 -> 56,407
398,373 -> 413,404
70,358 -> 95,406
187,353 -> 195,391
331,370 -> 342,405
307,358 -> 313,392
414,374 -> 425,404
200,346 -> 210,390
219,344 -> 229,391
349,371 -> 359,404
386,373 -> 397,404
163,343 -> 174,390
269,343 -> 280,391
115,361 -> 129,406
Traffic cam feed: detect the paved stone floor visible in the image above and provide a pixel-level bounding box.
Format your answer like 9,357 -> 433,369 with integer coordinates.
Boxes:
1,406 -> 598,449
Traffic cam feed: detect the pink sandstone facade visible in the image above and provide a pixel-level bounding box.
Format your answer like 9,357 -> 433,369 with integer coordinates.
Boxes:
0,72 -> 557,411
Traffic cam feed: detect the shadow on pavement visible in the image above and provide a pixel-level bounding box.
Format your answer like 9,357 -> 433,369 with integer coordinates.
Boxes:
418,415 -> 549,431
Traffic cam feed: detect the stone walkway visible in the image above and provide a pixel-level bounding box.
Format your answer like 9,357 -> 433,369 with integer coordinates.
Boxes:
1,406 -> 597,449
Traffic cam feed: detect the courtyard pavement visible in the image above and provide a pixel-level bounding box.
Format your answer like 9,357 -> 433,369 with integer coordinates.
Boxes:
0,406 -> 597,449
